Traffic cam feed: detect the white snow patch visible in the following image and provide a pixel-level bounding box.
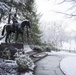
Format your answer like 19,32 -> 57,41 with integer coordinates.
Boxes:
60,57 -> 76,75
46,51 -> 76,56
0,2 -> 10,12
24,44 -> 32,53
21,72 -> 33,75
0,22 -> 6,44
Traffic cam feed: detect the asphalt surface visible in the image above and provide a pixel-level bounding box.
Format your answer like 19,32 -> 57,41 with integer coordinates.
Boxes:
35,55 -> 64,75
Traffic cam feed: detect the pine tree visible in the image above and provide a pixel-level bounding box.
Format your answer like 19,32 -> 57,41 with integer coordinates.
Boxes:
23,0 -> 42,45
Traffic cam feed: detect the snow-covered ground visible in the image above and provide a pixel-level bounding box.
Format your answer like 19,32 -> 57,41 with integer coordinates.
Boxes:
46,51 -> 76,75
60,57 -> 76,75
46,51 -> 76,56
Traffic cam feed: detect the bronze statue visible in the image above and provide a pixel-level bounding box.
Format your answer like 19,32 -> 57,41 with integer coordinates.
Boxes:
1,20 -> 31,43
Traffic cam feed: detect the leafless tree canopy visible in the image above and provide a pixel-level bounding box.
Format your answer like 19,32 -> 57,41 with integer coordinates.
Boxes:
56,0 -> 76,18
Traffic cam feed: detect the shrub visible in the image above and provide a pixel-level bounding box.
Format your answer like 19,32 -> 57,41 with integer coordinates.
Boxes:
33,45 -> 43,53
2,48 -> 11,59
45,46 -> 51,52
14,52 -> 35,72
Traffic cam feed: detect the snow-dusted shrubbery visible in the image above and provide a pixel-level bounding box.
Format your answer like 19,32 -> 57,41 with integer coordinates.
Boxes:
2,48 -> 11,59
45,46 -> 51,52
14,52 -> 35,72
33,45 -> 43,53
0,59 -> 18,75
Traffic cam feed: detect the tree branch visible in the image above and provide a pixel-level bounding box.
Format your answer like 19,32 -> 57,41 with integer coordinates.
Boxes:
57,0 -> 66,4
54,11 -> 76,18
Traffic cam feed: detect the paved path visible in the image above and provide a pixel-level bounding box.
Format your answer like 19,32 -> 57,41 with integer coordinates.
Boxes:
35,55 -> 64,75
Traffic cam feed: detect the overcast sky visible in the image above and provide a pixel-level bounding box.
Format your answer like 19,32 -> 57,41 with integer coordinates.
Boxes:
35,0 -> 76,32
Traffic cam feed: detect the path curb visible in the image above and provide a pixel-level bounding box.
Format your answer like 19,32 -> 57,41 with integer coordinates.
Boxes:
59,58 -> 66,75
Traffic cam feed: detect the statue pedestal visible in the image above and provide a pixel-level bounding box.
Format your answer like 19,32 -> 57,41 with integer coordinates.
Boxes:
1,43 -> 23,49
0,43 -> 23,50
0,43 -> 23,57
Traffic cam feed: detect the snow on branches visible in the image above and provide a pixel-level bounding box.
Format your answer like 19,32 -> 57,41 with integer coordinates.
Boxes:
0,2 -> 10,12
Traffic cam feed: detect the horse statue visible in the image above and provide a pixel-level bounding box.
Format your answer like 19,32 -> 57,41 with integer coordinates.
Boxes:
1,20 -> 31,43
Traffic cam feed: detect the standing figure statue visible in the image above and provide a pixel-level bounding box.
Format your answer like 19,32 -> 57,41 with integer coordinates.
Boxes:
12,13 -> 18,31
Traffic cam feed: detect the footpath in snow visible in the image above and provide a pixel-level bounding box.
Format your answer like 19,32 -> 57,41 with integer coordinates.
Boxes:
35,55 -> 64,75
35,51 -> 76,75
48,51 -> 76,75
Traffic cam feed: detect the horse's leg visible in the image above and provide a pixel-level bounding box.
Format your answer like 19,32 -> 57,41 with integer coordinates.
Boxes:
15,32 -> 18,43
8,34 -> 11,43
21,33 -> 24,43
5,33 -> 9,43
5,35 -> 7,43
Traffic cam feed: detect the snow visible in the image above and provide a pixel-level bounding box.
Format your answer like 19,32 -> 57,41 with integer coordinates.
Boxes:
46,51 -> 76,56
14,0 -> 26,6
0,2 -> 10,12
60,57 -> 76,75
23,44 -> 32,53
21,72 -> 33,75
0,22 -> 6,44
46,51 -> 76,75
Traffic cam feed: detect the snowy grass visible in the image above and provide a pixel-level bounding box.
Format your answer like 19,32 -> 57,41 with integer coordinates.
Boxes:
60,57 -> 76,75
46,51 -> 76,75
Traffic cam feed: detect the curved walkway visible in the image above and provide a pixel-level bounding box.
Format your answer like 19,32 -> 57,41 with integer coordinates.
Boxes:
35,55 -> 64,75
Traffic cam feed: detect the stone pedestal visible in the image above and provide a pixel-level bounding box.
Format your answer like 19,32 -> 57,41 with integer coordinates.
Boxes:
1,43 -> 23,49
0,43 -> 23,57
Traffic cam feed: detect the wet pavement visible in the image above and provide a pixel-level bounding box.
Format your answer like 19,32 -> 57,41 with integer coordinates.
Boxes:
35,55 -> 64,75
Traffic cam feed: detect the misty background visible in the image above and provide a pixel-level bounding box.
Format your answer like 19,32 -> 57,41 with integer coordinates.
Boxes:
35,0 -> 76,50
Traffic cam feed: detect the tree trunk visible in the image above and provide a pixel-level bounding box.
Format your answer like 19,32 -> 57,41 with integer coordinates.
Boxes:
8,9 -> 11,24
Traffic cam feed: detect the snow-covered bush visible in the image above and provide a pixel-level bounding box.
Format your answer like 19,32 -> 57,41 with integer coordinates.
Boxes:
2,47 -> 18,60
33,45 -> 43,53
0,60 -> 18,75
14,52 -> 35,72
2,48 -> 11,59
45,46 -> 51,52
44,45 -> 59,51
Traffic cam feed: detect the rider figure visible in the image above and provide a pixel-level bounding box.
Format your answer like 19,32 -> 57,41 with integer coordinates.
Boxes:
12,13 -> 18,31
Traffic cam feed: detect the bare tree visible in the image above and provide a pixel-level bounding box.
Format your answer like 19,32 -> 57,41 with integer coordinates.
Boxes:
55,0 -> 76,17
49,22 -> 67,47
41,21 -> 68,47
71,30 -> 76,43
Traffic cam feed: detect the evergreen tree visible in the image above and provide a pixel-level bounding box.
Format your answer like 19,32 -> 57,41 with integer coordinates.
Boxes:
23,0 -> 42,45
